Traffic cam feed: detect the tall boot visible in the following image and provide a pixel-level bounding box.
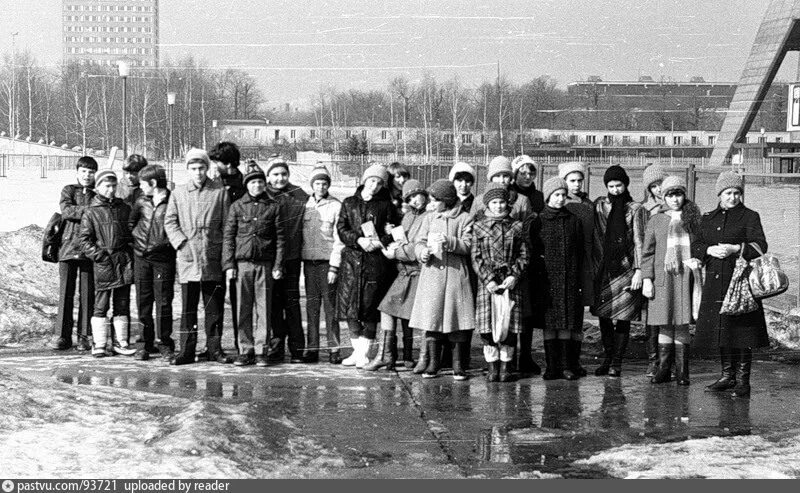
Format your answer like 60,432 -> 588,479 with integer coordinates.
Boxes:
595,321 -> 615,376
111,316 -> 136,356
542,339 -> 562,380
517,329 -> 541,375
356,338 -> 375,368
451,341 -> 468,381
569,340 -> 587,377
560,339 -> 577,380
645,325 -> 660,377
422,337 -> 441,379
651,343 -> 673,384
401,322 -> 415,370
731,348 -> 752,398
706,347 -> 737,391
412,334 -> 428,374
607,330 -> 630,377
674,344 -> 690,386
499,345 -> 516,382
90,317 -> 108,358
364,330 -> 397,371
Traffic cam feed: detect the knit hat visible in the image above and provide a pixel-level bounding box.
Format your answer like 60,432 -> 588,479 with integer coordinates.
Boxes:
715,171 -> 744,196
362,163 -> 388,184
603,165 -> 630,186
95,169 -> 117,186
185,148 -> 210,167
243,162 -> 266,187
642,164 -> 667,191
486,156 -> 513,181
266,156 -> 289,175
309,165 -> 331,185
543,176 -> 568,201
402,179 -> 426,202
661,175 -> 687,196
427,179 -> 458,208
448,161 -> 476,182
511,155 -> 537,175
482,182 -> 510,206
558,161 -> 587,179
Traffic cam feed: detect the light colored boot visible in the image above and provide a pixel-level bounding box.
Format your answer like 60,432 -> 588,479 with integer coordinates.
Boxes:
341,337 -> 362,367
355,338 -> 374,369
112,316 -> 137,356
91,317 -> 108,358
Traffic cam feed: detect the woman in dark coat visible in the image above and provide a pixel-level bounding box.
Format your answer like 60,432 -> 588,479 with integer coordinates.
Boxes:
335,164 -> 399,368
692,171 -> 768,398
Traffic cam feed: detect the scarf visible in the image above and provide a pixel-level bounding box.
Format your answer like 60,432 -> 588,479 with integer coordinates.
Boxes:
664,210 -> 691,275
603,191 -> 632,275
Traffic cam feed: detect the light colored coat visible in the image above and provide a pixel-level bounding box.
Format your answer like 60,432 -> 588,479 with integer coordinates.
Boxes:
409,206 -> 475,333
165,177 -> 230,283
301,194 -> 343,266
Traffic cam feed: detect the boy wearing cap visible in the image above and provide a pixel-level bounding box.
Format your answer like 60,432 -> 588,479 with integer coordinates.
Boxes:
53,156 -> 98,351
117,154 -> 148,208
301,166 -> 344,364
79,169 -> 137,357
164,148 -> 232,365
223,163 -> 285,367
129,164 -> 176,361
263,156 -> 310,364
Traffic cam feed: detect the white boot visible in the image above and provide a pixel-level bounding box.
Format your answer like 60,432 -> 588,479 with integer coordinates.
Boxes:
91,317 -> 108,358
355,338 -> 374,368
112,316 -> 137,356
342,337 -> 362,367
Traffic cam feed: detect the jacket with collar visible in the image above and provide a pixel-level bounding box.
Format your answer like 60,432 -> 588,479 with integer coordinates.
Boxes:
223,192 -> 285,272
301,193 -> 343,264
266,183 -> 309,261
130,190 -> 174,261
79,194 -> 134,290
58,182 -> 95,262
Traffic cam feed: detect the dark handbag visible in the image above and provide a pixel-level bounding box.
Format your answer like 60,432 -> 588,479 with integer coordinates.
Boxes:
748,243 -> 789,300
719,244 -> 758,316
42,212 -> 64,263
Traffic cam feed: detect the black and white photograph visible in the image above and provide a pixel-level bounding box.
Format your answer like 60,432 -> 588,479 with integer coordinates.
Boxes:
3,0 -> 800,482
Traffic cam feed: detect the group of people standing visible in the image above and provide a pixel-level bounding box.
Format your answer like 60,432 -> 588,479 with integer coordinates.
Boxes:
52,144 -> 769,398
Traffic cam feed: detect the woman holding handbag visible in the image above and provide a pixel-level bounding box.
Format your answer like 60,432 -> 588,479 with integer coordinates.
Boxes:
692,171 -> 768,398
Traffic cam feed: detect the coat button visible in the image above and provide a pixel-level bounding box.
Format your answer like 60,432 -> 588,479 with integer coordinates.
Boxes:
715,274 -> 720,279
717,227 -> 721,231
439,266 -> 445,270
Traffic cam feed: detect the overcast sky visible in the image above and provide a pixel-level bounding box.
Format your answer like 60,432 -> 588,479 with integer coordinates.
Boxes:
2,0 -> 794,107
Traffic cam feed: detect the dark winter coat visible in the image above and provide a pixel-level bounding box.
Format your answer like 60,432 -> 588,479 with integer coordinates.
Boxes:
221,167 -> 246,204
692,203 -> 769,352
457,194 -> 475,216
222,192 -> 285,272
266,183 -> 309,261
535,206 -> 584,333
58,183 -> 95,262
565,192 -> 596,306
513,183 -> 545,213
130,191 -> 175,262
521,212 -> 547,326
336,186 -> 399,323
378,207 -> 427,320
79,194 -> 134,291
471,213 -> 529,335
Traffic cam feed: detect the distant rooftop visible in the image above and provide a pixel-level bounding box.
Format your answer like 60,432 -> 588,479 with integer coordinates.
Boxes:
568,77 -> 737,87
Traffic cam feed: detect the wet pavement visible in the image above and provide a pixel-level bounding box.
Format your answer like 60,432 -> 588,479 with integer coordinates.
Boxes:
1,350 -> 799,478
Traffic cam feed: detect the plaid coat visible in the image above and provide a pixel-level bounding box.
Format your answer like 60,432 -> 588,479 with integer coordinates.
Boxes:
471,214 -> 529,335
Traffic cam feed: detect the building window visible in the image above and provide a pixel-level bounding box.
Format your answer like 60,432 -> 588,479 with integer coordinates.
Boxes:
691,136 -> 699,145
775,137 -> 782,143
569,135 -> 578,145
345,130 -> 352,138
239,129 -> 245,140
290,130 -> 296,139
758,136 -> 766,144
586,135 -> 596,145
462,133 -> 472,144
274,130 -> 280,140
673,136 -> 682,145
381,130 -> 387,140
254,129 -> 260,140
397,130 -> 403,140
361,129 -> 367,139
326,130 -> 332,139
443,133 -> 454,144
656,136 -> 666,145
622,136 -> 631,146
603,135 -> 613,145
310,129 -> 316,139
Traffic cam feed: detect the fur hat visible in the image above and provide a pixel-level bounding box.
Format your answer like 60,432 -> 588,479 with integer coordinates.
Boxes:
661,175 -> 687,196
95,169 -> 117,187
486,156 -> 513,181
243,162 -> 266,187
543,176 -> 568,202
185,148 -> 210,167
427,179 -> 458,208
715,171 -> 744,196
362,163 -> 388,184
603,165 -> 630,187
448,161 -> 476,182
402,179 -> 427,202
558,161 -> 586,179
511,155 -> 537,175
482,182 -> 509,206
266,156 -> 289,175
309,166 -> 331,185
642,164 -> 667,191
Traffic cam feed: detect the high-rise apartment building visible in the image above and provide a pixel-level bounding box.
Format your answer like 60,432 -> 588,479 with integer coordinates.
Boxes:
62,0 -> 159,68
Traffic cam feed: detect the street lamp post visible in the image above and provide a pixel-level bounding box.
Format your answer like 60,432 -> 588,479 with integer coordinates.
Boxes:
760,127 -> 766,173
118,61 -> 130,158
167,92 -> 176,163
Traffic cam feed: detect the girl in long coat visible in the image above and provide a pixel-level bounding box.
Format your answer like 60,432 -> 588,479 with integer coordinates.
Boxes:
692,171 -> 768,398
592,165 -> 647,377
335,164 -> 399,368
531,177 -> 584,380
641,175 -> 701,386
365,180 -> 428,371
472,183 -> 529,382
410,179 -> 475,379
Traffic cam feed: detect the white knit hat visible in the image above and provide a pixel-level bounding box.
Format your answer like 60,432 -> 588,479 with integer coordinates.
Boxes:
558,161 -> 587,179
448,161 -> 476,182
511,155 -> 537,175
486,156 -> 513,181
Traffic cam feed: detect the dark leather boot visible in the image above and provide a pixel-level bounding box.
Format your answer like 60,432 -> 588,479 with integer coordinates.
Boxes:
674,344 -> 690,386
651,343 -> 673,384
706,347 -> 737,391
595,321 -> 615,376
440,342 -> 453,370
451,341 -> 468,381
569,340 -> 587,377
412,333 -> 428,374
401,324 -> 415,369
499,361 -> 515,382
731,348 -> 752,398
364,330 -> 397,371
518,330 -> 542,375
560,339 -> 577,380
608,330 -> 630,377
486,360 -> 500,382
542,339 -> 563,380
422,337 -> 441,379
645,325 -> 660,377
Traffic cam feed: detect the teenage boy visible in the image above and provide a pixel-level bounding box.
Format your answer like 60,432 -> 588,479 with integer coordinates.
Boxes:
164,148 -> 232,365
53,156 -> 98,351
264,156 -> 309,364
129,164 -> 176,361
117,154 -> 148,207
